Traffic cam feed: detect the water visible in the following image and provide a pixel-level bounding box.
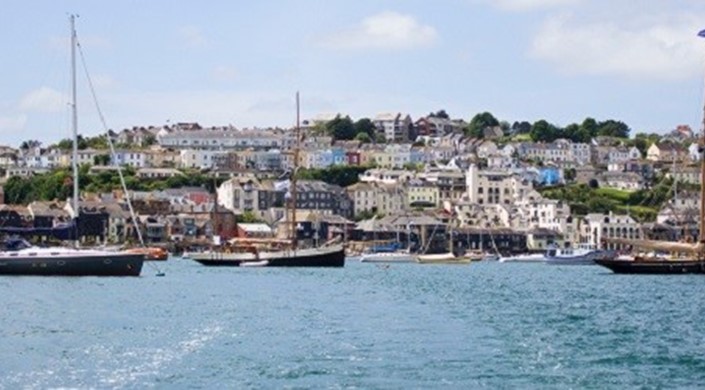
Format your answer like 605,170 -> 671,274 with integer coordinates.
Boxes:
2,259 -> 705,389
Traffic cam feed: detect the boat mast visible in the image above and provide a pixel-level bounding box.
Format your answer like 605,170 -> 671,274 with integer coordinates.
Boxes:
290,92 -> 301,250
70,15 -> 80,243
700,81 -> 705,244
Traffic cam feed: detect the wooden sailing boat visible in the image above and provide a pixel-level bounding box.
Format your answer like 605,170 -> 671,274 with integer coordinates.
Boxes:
191,93 -> 345,267
416,218 -> 471,264
594,33 -> 705,273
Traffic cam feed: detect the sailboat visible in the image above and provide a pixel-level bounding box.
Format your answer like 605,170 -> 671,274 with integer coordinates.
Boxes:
594,31 -> 705,274
0,15 -> 144,276
191,93 -> 345,267
359,217 -> 415,263
416,220 -> 471,264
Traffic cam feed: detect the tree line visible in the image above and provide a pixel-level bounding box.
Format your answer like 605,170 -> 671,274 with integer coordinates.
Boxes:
3,166 -> 224,205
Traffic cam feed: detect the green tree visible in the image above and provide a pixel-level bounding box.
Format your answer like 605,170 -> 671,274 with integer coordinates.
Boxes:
354,118 -> 376,138
141,134 -> 157,148
93,154 -> 110,166
56,138 -> 73,151
563,168 -> 576,182
375,133 -> 387,144
354,132 -> 372,143
466,112 -> 499,138
530,120 -> 560,142
511,121 -> 532,134
597,119 -> 630,138
429,110 -> 449,119
326,115 -> 356,140
236,211 -> 263,223
580,117 -> 598,138
19,140 -> 41,151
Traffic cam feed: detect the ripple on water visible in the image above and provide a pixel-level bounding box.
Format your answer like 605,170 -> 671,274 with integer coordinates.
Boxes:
2,260 -> 705,388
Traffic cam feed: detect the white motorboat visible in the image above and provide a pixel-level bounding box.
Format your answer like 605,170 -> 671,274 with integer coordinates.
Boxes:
544,244 -> 613,265
498,253 -> 546,263
360,250 -> 415,263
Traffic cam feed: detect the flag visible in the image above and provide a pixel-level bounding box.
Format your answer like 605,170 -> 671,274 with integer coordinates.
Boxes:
699,29 -> 705,38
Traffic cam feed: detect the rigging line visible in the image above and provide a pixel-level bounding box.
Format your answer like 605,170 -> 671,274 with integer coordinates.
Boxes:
75,39 -> 164,275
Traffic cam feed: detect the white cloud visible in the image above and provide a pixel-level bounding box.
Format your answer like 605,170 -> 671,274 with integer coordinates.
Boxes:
179,26 -> 208,48
530,13 -> 705,80
211,65 -> 238,83
320,11 -> 438,50
19,87 -> 67,113
492,0 -> 579,11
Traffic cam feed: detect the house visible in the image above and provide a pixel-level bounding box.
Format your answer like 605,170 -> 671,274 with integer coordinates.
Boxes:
465,164 -> 533,206
144,148 -> 180,168
526,228 -> 564,250
647,142 -> 687,162
414,116 -> 461,136
688,143 -> 701,162
136,168 -> 184,179
372,113 -> 413,143
359,169 -> 414,185
179,149 -> 227,169
236,223 -> 274,238
406,179 -> 439,208
669,165 -> 700,185
596,171 -> 644,191
579,212 -> 642,250
483,126 -> 504,140
346,181 -> 407,217
5,166 -> 50,178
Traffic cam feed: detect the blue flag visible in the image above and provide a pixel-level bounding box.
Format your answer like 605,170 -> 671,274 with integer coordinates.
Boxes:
699,29 -> 705,38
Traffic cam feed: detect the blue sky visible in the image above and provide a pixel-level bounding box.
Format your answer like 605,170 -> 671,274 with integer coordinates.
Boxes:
2,0 -> 705,145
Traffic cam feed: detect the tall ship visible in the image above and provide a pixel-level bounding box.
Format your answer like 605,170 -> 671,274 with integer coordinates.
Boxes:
191,93 -> 345,268
594,29 -> 705,274
0,15 -> 144,276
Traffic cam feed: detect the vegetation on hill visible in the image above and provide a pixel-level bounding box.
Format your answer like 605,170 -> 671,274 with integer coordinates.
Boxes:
465,112 -> 632,143
295,165 -> 371,188
539,179 -> 676,222
3,166 -> 224,205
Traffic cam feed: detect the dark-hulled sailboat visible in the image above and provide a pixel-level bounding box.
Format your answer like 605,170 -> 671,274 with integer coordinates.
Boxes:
191,93 -> 345,268
0,15 -> 144,277
594,29 -> 705,274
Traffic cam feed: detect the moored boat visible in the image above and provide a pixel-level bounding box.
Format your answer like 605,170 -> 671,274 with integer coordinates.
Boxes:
594,255 -> 705,274
545,244 -> 615,265
191,244 -> 345,267
416,252 -> 471,264
360,250 -> 415,263
0,238 -> 143,276
0,16 -> 144,277
499,253 -> 546,263
191,93 -> 344,269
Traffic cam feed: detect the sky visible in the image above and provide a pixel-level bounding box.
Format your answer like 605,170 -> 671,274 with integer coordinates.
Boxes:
2,0 -> 705,146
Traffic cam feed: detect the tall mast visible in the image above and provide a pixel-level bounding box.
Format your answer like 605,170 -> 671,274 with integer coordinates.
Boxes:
700,77 -> 705,244
290,92 -> 300,249
699,30 -> 705,244
70,15 -> 79,232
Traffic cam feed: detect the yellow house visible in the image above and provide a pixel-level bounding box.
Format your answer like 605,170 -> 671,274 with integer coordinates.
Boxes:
145,148 -> 180,168
407,179 -> 439,208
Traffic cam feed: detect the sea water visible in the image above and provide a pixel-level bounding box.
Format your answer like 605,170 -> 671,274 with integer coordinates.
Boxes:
1,259 -> 705,389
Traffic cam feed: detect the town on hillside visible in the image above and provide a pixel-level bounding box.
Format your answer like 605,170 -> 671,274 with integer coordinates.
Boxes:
0,113 -> 699,254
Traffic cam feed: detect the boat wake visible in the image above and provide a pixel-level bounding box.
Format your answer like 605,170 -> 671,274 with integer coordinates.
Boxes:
2,322 -> 224,389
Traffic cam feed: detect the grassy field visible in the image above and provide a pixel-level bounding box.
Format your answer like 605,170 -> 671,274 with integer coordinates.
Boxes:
594,187 -> 633,202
